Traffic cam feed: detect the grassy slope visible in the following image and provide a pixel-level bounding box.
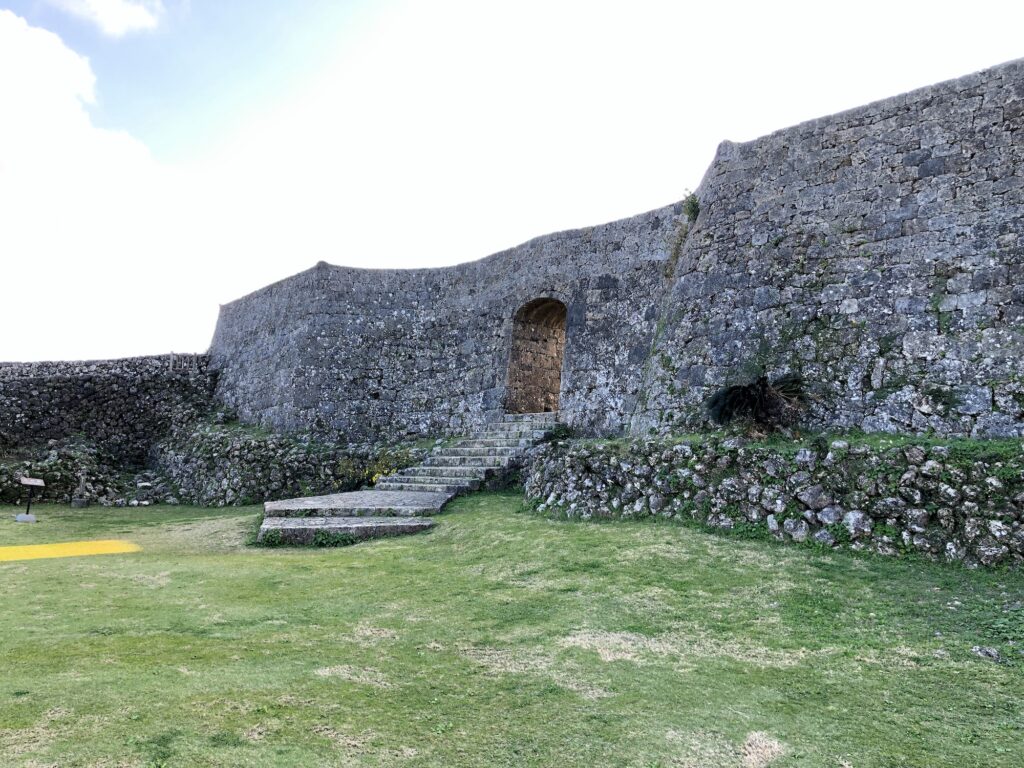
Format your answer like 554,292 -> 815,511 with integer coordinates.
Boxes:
0,494 -> 1021,767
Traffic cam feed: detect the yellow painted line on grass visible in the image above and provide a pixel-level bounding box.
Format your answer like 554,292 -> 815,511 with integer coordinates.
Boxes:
0,540 -> 141,562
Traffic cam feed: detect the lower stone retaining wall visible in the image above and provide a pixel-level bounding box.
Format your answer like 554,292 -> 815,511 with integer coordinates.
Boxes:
524,435 -> 1024,567
0,439 -> 128,506
0,354 -> 215,465
0,421 -> 425,508
151,422 -> 425,507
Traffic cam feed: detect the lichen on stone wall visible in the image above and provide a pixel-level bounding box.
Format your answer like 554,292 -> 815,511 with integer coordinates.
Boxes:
0,438 -> 130,506
0,419 -> 427,508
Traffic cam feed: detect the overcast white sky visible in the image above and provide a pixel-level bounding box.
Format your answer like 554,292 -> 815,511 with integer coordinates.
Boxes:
1,0 -> 1022,362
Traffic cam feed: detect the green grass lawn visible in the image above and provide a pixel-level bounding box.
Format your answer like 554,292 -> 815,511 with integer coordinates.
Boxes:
1,493 -> 1022,767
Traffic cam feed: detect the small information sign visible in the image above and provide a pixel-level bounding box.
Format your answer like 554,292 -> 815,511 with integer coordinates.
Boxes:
16,476 -> 45,522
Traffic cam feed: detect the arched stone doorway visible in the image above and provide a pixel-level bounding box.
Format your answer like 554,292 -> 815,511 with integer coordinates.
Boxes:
506,298 -> 567,414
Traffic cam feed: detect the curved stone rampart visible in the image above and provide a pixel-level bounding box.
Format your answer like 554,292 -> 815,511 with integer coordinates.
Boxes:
210,206 -> 678,441
214,59 -> 1024,441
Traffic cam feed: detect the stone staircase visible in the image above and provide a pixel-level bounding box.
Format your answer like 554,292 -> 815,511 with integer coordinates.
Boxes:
257,412 -> 559,545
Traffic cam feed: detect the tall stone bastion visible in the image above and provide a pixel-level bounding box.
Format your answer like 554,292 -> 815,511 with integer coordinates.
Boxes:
211,58 -> 1024,442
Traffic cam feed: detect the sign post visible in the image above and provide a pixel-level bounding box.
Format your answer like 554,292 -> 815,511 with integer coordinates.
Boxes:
16,477 -> 44,523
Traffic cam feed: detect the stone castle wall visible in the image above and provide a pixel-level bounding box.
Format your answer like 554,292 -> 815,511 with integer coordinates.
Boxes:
4,61 -> 1017,452
209,209 -> 676,442
0,355 -> 215,464
211,58 -> 1024,442
633,58 -> 1024,438
0,354 -> 423,507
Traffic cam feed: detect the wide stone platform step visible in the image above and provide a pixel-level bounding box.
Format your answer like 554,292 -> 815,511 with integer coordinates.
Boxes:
377,473 -> 482,487
475,427 -> 551,439
257,411 -> 561,546
456,437 -> 533,448
501,412 -> 558,423
258,516 -> 435,545
433,446 -> 520,457
264,489 -> 451,517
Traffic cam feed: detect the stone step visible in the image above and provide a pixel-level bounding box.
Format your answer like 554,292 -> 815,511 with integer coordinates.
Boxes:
499,412 -> 558,423
378,473 -> 481,489
423,455 -> 511,468
475,423 -> 553,434
455,437 -> 532,448
259,516 -> 435,545
375,480 -> 470,494
264,489 -> 450,518
401,465 -> 490,479
488,422 -> 556,432
433,446 -> 521,458
472,429 -> 551,441
255,413 -> 562,547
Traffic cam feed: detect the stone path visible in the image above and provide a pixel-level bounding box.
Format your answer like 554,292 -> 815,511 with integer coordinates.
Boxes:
256,412 -> 559,545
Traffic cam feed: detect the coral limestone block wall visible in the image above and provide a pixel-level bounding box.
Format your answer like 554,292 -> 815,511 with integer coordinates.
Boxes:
212,59 -> 1024,442
0,355 -> 215,464
635,59 -> 1024,438
210,207 -> 678,442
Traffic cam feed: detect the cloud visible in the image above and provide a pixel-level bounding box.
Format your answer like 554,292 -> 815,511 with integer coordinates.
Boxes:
0,8 -> 377,362
45,0 -> 164,36
3,2 -> 1024,362
0,9 -> 351,362
0,10 -> 199,361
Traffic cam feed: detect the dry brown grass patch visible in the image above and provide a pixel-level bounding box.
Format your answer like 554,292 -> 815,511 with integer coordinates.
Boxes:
664,729 -> 785,768
244,723 -> 268,742
0,707 -> 71,757
353,623 -> 399,644
314,664 -> 392,687
559,630 -> 675,663
561,626 -> 828,670
310,724 -> 377,766
741,732 -> 785,767
460,646 -> 552,675
460,645 -> 611,700
311,724 -> 369,749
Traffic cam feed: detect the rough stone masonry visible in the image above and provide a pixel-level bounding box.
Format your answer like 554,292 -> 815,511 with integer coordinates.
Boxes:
524,436 -> 1024,567
1,60 -> 1022,468
209,59 -> 1024,443
0,355 -> 214,465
